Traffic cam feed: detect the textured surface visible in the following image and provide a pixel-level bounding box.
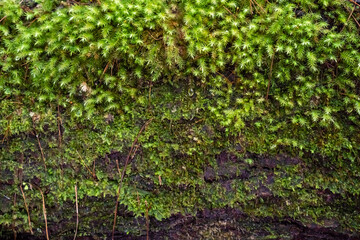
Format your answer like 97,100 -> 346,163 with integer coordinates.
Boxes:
1,0 -> 360,238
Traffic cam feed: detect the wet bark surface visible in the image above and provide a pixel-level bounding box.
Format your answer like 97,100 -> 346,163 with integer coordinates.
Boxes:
12,208 -> 360,240
1,151 -> 360,240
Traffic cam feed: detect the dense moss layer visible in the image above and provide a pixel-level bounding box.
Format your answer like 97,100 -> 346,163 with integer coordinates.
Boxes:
1,0 -> 360,238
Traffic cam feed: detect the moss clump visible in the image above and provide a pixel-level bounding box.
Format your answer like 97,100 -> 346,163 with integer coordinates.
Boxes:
1,0 -> 360,238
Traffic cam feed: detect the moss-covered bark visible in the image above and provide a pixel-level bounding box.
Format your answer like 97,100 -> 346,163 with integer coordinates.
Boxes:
1,0 -> 360,238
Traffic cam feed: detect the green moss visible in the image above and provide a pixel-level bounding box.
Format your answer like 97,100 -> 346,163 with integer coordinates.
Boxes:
1,0 -> 360,237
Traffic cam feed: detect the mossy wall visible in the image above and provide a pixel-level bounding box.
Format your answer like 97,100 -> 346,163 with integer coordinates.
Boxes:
1,0 -> 360,238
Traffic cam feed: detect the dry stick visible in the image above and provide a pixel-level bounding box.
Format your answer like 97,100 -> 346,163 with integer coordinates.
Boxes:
18,153 -> 24,183
34,130 -> 47,170
27,17 -> 38,27
351,14 -> 360,28
249,0 -> 261,14
12,193 -> 17,240
111,118 -> 154,240
69,0 -> 81,5
194,118 -> 204,124
216,71 -> 233,85
158,175 -> 162,186
73,185 -> 79,240
223,6 -> 237,18
266,53 -> 275,101
7,101 -> 22,105
57,104 -> 65,184
349,0 -> 360,7
136,192 -> 141,206
147,31 -> 163,40
75,150 -> 96,179
20,185 -> 34,234
92,158 -> 96,177
130,144 -> 140,160
2,115 -> 12,143
115,159 -> 121,176
57,105 -> 62,148
0,16 -> 7,23
145,200 -> 150,240
251,0 -> 265,12
2,193 -> 11,200
1,123 -> 10,144
148,79 -> 153,111
24,64 -> 29,82
341,6 -> 358,32
37,187 -> 49,240
102,61 -> 110,76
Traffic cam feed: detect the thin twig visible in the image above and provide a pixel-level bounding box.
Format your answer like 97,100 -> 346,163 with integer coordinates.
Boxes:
266,53 -> 275,101
340,6 -> 360,32
145,200 -> 150,240
0,16 -> 7,23
24,64 -> 29,82
148,79 -> 152,111
92,158 -> 96,177
341,6 -> 356,32
115,159 -> 121,176
1,193 -> 11,200
351,14 -> 360,28
349,0 -> 360,7
194,118 -> 204,124
57,105 -> 62,148
73,185 -> 79,240
147,31 -> 163,41
12,193 -> 17,240
137,192 -> 141,206
158,175 -> 162,186
27,17 -> 38,27
18,153 -> 24,188
249,0 -> 261,14
112,118 -> 154,240
20,185 -> 34,235
216,71 -> 233,85
75,150 -> 96,179
58,104 -> 65,181
37,187 -> 49,240
102,61 -> 110,76
130,144 -> 140,160
223,6 -> 237,18
2,122 -> 10,144
8,101 -> 23,105
345,1 -> 360,28
2,114 -> 12,143
69,0 -> 80,5
251,0 -> 265,12
34,130 -> 47,170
